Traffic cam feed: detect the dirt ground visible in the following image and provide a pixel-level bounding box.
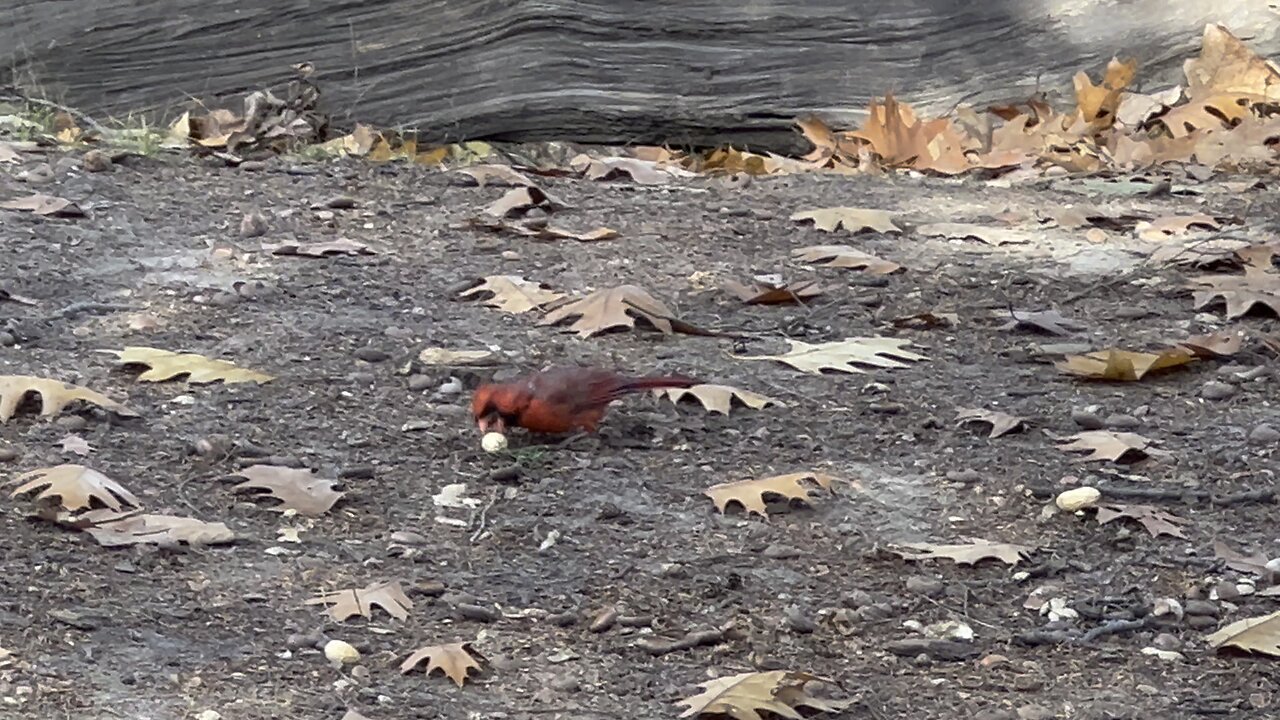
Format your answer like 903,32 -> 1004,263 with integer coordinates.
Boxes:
1,149 -> 1278,720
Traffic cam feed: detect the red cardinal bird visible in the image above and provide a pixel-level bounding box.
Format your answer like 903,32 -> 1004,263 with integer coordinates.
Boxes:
471,366 -> 698,434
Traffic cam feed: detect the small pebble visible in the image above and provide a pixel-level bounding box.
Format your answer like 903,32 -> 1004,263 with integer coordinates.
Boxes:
1186,615 -> 1217,629
239,212 -> 269,239
1151,632 -> 1181,651
905,576 -> 945,598
437,377 -> 463,396
325,195 -> 358,209
407,374 -> 433,392
546,611 -> 578,627
945,469 -> 982,484
1071,410 -> 1105,430
389,531 -> 427,545
55,415 -> 87,431
762,544 -> 802,559
1016,704 -> 1055,720
339,465 -> 375,480
354,347 -> 389,363
1105,413 -> 1140,430
1183,599 -> 1219,617
1200,381 -> 1235,401
454,603 -> 499,622
238,160 -> 268,172
82,150 -> 112,172
0,331 -> 14,346
1248,424 -> 1280,445
0,446 -> 18,462
589,607 -> 618,633
784,606 -> 817,633
841,589 -> 875,609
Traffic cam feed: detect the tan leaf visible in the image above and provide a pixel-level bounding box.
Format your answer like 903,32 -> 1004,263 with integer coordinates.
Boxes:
795,114 -> 851,166
0,193 -> 84,217
400,642 -> 483,686
997,309 -> 1086,336
704,472 -> 836,517
676,671 -> 842,720
417,347 -> 497,366
1056,348 -> 1196,381
455,164 -> 534,187
0,141 -> 23,164
955,408 -> 1026,438
1237,242 -> 1278,271
231,465 -> 345,516
654,384 -> 783,415
483,186 -> 566,218
1072,57 -> 1138,127
722,279 -> 823,305
570,154 -> 692,185
892,539 -> 1033,566
1184,24 -> 1280,100
1206,610 -> 1280,657
790,207 -> 901,234
305,581 -> 414,622
1158,93 -> 1256,138
104,347 -> 274,384
1095,503 -> 1189,538
1134,214 -> 1220,241
57,434 -> 93,456
83,512 -> 236,547
792,245 -> 901,274
916,222 -> 1033,246
0,375 -> 138,424
1176,330 -> 1245,358
735,338 -> 926,375
8,464 -> 140,512
458,275 -> 564,314
847,93 -> 972,174
341,711 -> 372,720
1190,270 -> 1280,319
466,217 -> 617,242
538,285 -> 675,338
1213,540 -> 1272,575
263,239 -> 374,257
1055,431 -> 1162,463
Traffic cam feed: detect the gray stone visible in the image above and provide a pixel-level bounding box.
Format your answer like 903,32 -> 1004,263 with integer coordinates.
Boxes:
1248,424 -> 1280,445
1200,381 -> 1235,401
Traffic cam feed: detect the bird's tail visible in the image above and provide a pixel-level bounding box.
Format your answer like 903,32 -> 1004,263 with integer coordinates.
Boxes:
611,374 -> 699,396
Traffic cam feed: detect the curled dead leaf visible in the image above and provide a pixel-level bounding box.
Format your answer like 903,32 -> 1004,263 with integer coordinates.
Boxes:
306,581 -> 414,622
0,375 -> 138,423
458,275 -> 565,314
400,642 -> 483,686
790,207 -> 901,234
722,279 -> 823,305
1056,348 -> 1195,381
654,384 -> 783,415
483,186 -> 566,218
704,472 -> 836,517
735,337 -> 927,374
1054,430 -> 1165,463
104,347 -> 274,384
792,244 -> 901,274
893,538 -> 1033,566
8,464 -> 140,513
1095,503 -> 1189,538
955,408 -> 1027,438
538,285 -> 676,338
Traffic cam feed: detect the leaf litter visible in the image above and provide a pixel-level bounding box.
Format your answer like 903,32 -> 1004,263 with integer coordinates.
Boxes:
790,207 -> 901,234
9,464 -> 140,513
0,375 -> 137,423
400,642 -> 484,686
654,384 -> 783,415
458,275 -> 565,314
955,408 -> 1027,438
1053,431 -> 1166,463
1095,504 -> 1190,538
231,465 -> 346,516
892,539 -> 1034,566
104,347 -> 274,384
735,338 -> 927,374
676,670 -> 845,720
704,472 -> 837,517
305,581 -> 414,622
539,285 -> 682,338
791,244 -> 902,274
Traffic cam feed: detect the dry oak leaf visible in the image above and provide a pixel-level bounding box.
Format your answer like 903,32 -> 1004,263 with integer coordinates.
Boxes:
84,512 -> 236,547
654,384 -> 784,415
736,338 -> 926,374
0,193 -> 84,217
1184,24 -> 1280,100
9,464 -> 140,512
455,164 -> 534,187
790,207 -> 901,234
538,285 -> 675,338
677,670 -> 844,720
467,217 -> 618,242
458,275 -> 564,314
722,279 -> 824,305
1206,610 -> 1280,657
997,309 -> 1086,336
264,238 -> 374,257
1055,431 -> 1163,463
104,347 -> 274,384
1135,214 -> 1220,242
915,222 -> 1033,246
483,185 -> 566,218
57,434 -> 93,456
400,642 -> 483,687
955,408 -> 1026,438
570,154 -> 693,185
0,375 -> 138,424
892,539 -> 1033,566
1190,269 -> 1280,319
306,581 -> 414,622
1176,330 -> 1245,358
792,244 -> 901,274
1213,540 -> 1272,576
1095,503 -> 1189,539
705,472 -> 836,517
848,93 -> 972,174
1056,348 -> 1195,381
231,465 -> 345,516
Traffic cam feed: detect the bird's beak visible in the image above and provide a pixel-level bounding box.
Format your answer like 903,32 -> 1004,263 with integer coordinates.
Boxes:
477,414 -> 505,434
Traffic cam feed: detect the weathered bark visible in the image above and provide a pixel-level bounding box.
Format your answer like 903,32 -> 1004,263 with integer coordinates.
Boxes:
1,1 -> 1277,150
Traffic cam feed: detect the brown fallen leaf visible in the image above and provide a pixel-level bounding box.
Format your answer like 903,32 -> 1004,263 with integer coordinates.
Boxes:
792,244 -> 901,274
306,581 -> 414,622
1206,610 -> 1280,657
0,193 -> 84,217
1184,24 -> 1280,100
722,279 -> 823,305
400,642 -> 483,686
735,338 -> 927,374
1237,242 -> 1278,271
1056,348 -> 1195,381
790,207 -> 901,234
57,434 -> 93,456
1095,503 -> 1189,538
104,347 -> 274,384
8,464 -> 140,513
1134,214 -> 1220,241
455,164 -> 534,187
704,472 -> 836,517
676,671 -> 844,720
955,408 -> 1027,438
538,285 -> 676,338
231,465 -> 345,516
483,186 -> 566,218
892,539 -> 1033,566
891,311 -> 958,329
1176,330 -> 1245,358
1054,431 -> 1163,463
1190,270 -> 1280,319
916,222 -> 1033,246
654,384 -> 783,415
466,217 -> 617,242
458,275 -> 565,314
848,93 -> 972,174
997,309 -> 1087,336
83,512 -> 236,547
1213,540 -> 1273,576
263,239 -> 374,257
0,375 -> 138,424
570,154 -> 692,185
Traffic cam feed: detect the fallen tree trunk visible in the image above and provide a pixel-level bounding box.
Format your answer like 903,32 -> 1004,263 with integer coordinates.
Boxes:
1,1 -> 1277,150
